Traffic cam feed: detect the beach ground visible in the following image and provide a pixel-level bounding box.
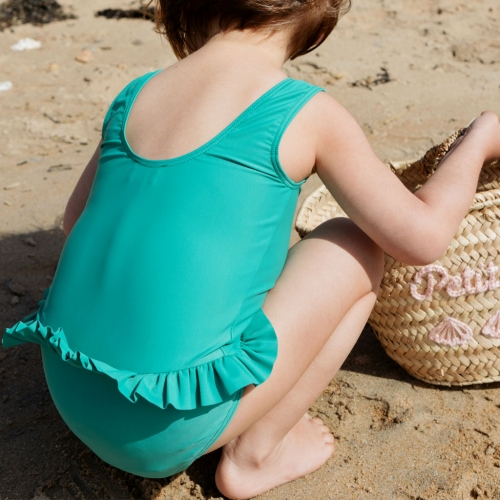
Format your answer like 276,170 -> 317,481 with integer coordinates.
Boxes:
1,0 -> 500,498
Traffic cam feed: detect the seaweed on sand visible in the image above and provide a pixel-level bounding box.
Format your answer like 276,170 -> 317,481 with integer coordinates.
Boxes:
95,7 -> 154,21
0,0 -> 76,31
350,67 -> 393,90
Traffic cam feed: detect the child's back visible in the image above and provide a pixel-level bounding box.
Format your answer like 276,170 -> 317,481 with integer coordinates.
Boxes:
125,31 -> 318,182
40,66 -> 325,392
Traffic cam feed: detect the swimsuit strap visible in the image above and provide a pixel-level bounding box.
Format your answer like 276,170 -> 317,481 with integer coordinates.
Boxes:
212,77 -> 326,189
101,70 -> 161,144
101,71 -> 326,189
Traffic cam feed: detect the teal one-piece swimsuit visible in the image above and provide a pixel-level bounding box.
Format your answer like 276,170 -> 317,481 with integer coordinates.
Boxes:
2,70 -> 326,478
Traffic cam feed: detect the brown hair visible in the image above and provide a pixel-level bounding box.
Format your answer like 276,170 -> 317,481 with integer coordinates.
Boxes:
146,0 -> 351,61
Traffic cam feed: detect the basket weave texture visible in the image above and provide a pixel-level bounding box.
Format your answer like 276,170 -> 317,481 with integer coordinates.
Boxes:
295,129 -> 500,386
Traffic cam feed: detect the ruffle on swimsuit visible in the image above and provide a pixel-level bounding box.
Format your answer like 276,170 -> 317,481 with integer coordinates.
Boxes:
3,288 -> 277,411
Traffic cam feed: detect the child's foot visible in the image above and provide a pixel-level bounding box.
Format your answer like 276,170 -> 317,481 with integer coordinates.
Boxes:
215,413 -> 335,500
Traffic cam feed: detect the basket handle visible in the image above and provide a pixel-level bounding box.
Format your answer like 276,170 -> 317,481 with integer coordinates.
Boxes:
389,128 -> 468,177
417,128 -> 468,176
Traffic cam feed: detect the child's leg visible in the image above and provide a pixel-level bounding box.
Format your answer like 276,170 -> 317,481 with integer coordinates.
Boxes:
214,293 -> 377,499
204,218 -> 384,499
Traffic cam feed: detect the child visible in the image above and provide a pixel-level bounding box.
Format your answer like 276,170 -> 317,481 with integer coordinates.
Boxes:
3,0 -> 500,498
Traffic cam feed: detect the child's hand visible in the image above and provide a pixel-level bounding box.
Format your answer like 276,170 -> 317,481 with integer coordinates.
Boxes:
465,111 -> 500,165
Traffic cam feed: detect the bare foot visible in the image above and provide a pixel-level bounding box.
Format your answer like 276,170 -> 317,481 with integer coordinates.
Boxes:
215,413 -> 335,500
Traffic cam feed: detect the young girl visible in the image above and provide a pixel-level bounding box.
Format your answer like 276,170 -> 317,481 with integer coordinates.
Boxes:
3,0 -> 500,498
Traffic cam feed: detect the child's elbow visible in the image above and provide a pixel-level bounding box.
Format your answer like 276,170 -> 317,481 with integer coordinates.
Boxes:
385,220 -> 447,266
400,249 -> 445,267
394,236 -> 448,267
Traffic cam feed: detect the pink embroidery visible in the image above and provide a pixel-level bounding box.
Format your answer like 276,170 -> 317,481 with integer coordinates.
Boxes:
486,262 -> 500,290
482,311 -> 500,338
410,265 -> 449,301
462,267 -> 476,294
429,316 -> 474,346
445,276 -> 466,297
409,262 -> 500,301
473,269 -> 489,293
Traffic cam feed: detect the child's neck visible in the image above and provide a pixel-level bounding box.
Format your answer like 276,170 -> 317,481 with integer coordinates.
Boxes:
188,28 -> 291,72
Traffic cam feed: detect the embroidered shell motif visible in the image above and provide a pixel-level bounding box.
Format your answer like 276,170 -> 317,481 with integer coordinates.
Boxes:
482,311 -> 500,338
428,316 -> 474,347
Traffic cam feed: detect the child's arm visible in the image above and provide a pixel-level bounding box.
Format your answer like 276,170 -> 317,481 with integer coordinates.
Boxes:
62,141 -> 101,236
312,93 -> 500,266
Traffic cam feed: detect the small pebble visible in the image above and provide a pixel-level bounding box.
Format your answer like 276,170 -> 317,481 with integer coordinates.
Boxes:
75,49 -> 93,63
9,282 -> 26,296
10,296 -> 19,306
10,38 -> 41,51
24,237 -> 37,247
0,81 -> 13,92
4,182 -> 21,190
3,200 -> 12,206
486,446 -> 495,456
49,63 -> 60,72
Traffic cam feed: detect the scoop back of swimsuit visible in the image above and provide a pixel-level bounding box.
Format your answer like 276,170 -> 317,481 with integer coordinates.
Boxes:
3,71 -> 325,411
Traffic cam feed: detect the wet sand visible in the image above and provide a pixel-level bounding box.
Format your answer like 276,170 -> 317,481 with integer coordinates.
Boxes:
1,0 -> 500,498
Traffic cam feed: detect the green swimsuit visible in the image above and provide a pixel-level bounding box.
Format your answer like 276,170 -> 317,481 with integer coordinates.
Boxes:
2,70 -> 326,477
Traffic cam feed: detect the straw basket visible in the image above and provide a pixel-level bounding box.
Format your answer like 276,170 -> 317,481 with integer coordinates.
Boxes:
295,129 -> 500,386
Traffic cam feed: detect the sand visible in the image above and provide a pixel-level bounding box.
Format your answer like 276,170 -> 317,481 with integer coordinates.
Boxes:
1,0 -> 500,498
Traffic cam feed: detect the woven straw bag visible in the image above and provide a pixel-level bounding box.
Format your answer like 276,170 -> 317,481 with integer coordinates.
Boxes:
295,129 -> 500,386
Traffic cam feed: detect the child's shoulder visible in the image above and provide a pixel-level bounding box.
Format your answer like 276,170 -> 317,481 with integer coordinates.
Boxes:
286,83 -> 351,141
301,86 -> 349,121
111,70 -> 161,102
101,70 -> 161,136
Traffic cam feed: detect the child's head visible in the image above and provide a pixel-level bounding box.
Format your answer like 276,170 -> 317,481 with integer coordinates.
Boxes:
149,0 -> 351,61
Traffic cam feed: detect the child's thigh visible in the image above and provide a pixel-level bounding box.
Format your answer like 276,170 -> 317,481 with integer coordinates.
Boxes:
206,217 -> 384,451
